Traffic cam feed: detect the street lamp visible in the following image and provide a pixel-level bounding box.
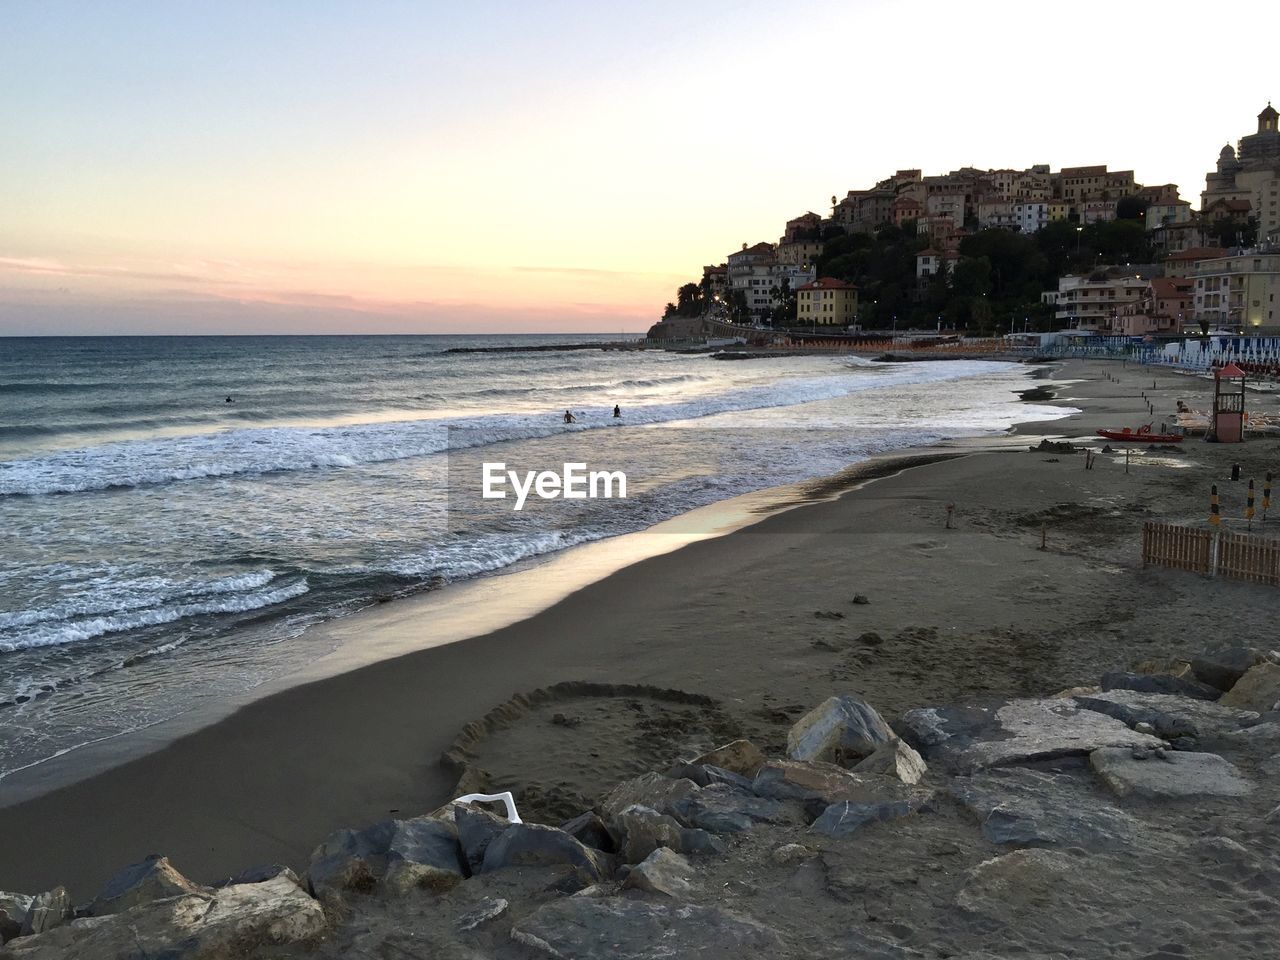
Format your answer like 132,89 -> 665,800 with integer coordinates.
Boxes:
1075,225 -> 1083,256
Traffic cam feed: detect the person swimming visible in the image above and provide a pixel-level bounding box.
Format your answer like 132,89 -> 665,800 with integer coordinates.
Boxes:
613,404 -> 621,418
225,396 -> 234,403
563,410 -> 578,423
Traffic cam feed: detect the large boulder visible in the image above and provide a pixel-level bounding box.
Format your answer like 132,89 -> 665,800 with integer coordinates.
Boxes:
480,823 -> 607,882
91,856 -> 207,916
18,889 -> 70,938
1090,748 -> 1254,799
1191,647 -> 1268,692
950,767 -> 1141,849
787,695 -> 896,765
456,805 -> 512,873
307,816 -> 464,900
670,783 -> 797,835
853,739 -> 927,784
1100,671 -> 1220,701
510,897 -> 781,958
599,773 -> 699,822
1,875 -> 324,960
0,893 -> 32,943
306,820 -> 396,899
899,698 -> 1163,772
1220,662 -> 1280,712
609,805 -> 725,863
621,848 -> 694,898
689,739 -> 765,778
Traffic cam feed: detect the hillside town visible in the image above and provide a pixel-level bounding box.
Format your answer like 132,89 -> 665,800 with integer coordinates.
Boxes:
650,104 -> 1280,345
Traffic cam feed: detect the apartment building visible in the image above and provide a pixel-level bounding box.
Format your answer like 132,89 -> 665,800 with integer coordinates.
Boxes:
796,277 -> 858,326
1191,252 -> 1280,331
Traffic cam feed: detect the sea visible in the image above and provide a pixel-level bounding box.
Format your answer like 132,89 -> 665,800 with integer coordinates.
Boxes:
0,334 -> 1072,787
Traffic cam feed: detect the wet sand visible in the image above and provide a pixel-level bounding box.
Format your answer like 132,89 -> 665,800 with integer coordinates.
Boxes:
4,358 -> 1277,898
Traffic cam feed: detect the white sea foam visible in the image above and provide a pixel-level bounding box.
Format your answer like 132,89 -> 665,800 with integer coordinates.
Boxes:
0,578 -> 309,652
0,360 -> 1015,497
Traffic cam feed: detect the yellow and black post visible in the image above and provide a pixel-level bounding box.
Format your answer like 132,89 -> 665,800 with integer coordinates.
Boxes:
1210,484 -> 1221,526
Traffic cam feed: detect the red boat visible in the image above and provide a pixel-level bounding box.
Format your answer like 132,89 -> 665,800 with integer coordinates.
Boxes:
1096,424 -> 1183,444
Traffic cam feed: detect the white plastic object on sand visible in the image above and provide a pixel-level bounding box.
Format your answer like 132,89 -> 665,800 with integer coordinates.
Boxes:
452,791 -> 522,823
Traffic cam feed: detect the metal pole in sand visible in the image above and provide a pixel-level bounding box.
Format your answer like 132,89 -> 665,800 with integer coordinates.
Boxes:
1264,472 -> 1272,523
1210,485 -> 1222,578
1247,479 -> 1256,531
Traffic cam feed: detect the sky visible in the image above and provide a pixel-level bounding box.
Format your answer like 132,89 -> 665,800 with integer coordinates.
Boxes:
1,0 -> 1277,336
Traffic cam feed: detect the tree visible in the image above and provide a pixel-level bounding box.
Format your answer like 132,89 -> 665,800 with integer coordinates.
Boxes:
675,282 -> 703,317
1115,196 -> 1149,221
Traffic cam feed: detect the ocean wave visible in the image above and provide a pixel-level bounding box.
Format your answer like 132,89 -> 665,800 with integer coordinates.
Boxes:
0,578 -> 310,652
0,569 -> 278,630
0,360 -> 1015,497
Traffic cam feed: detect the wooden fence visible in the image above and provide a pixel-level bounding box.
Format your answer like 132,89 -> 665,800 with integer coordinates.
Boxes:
1142,521 -> 1280,585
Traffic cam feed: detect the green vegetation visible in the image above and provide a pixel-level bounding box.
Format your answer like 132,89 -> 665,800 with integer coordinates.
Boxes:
816,220 -> 1156,334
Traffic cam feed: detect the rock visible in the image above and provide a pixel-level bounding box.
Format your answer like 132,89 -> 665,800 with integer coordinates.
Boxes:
1,893 -> 32,943
668,762 -> 755,792
853,739 -> 927,784
670,782 -> 797,834
811,796 -> 929,838
510,897 -> 781,958
1134,721 -> 1156,735
307,815 -> 464,900
307,821 -> 395,899
1192,647 -> 1267,691
2,875 -> 324,960
1222,720 -> 1280,745
480,822 -> 607,881
560,812 -> 615,853
956,849 -> 1081,922
217,864 -> 302,888
1101,671 -> 1221,701
455,805 -> 511,873
91,855 -> 207,916
19,889 -> 70,937
622,848 -> 694,898
609,805 -> 725,863
689,739 -> 765,778
851,594 -> 870,604
900,698 -> 1163,772
456,896 -> 508,933
599,773 -> 699,822
950,767 -> 1140,848
753,759 -> 919,810
786,695 -> 896,765
770,843 -> 815,866
1220,662 -> 1280,712
1090,748 -> 1254,799
1074,690 -> 1260,739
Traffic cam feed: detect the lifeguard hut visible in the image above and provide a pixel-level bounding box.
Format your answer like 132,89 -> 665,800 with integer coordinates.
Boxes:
1211,362 -> 1247,443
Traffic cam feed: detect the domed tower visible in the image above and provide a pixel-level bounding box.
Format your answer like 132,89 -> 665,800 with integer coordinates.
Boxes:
1239,102 -> 1280,163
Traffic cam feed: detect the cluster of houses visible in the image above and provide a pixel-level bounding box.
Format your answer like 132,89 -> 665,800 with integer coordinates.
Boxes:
693,104 -> 1280,337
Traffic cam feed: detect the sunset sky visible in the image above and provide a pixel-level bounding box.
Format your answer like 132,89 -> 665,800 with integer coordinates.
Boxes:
1,0 -> 1276,336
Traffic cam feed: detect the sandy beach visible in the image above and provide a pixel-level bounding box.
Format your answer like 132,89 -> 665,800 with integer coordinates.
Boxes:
2,356 -> 1278,906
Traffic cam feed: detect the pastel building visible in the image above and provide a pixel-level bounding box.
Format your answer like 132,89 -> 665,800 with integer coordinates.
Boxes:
796,278 -> 859,326
1191,252 -> 1280,331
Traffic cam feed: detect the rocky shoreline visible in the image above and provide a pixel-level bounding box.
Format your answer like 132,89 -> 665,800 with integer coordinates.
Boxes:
4,645 -> 1277,959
